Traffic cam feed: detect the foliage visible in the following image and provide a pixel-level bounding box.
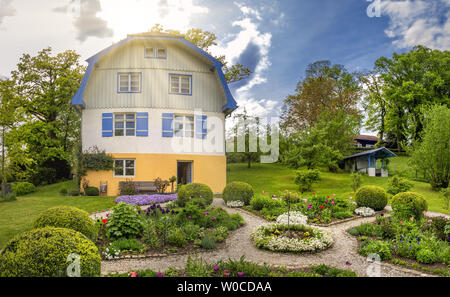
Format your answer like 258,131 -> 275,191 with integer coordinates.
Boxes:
348,223 -> 382,237
11,182 -> 36,196
355,185 -> 388,211
311,264 -> 358,277
109,238 -> 145,254
106,202 -> 143,239
118,179 -> 138,196
68,189 -> 80,196
441,188 -> 450,210
141,219 -> 161,249
222,181 -> 254,205
0,227 -> 101,277
3,192 -> 16,202
294,170 -> 320,192
177,183 -> 213,207
410,105 -> 450,189
200,235 -> 216,250
281,60 -> 361,131
33,206 -> 97,240
59,186 -> 68,196
416,249 -> 437,264
210,226 -> 229,242
387,176 -> 413,195
78,146 -> 114,185
250,196 -> 284,211
358,240 -> 392,260
351,172 -> 362,192
391,192 -> 428,220
154,177 -> 170,194
169,176 -> 177,193
184,255 -> 212,277
167,228 -> 187,247
84,186 -> 99,196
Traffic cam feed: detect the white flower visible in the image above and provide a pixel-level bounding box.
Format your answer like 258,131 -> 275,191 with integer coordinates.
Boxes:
226,200 -> 245,208
276,211 -> 308,226
355,207 -> 375,217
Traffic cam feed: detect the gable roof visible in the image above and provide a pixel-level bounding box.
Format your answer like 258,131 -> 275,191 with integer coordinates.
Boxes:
355,134 -> 379,142
71,34 -> 237,113
344,147 -> 396,160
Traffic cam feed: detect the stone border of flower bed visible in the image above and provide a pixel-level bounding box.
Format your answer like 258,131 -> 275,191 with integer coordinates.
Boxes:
310,210 -> 388,227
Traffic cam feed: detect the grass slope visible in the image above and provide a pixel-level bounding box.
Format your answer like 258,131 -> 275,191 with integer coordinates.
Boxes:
227,162 -> 449,215
0,181 -> 115,248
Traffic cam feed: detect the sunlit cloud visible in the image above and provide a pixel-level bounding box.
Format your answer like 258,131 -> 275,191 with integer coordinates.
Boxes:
0,0 -> 16,27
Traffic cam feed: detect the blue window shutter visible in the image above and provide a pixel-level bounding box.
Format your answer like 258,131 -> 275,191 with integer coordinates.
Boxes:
102,113 -> 113,137
162,113 -> 174,137
196,115 -> 207,139
136,112 -> 148,136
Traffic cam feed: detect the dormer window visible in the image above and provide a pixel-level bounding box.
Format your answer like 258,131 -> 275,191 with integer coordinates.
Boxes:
144,47 -> 167,59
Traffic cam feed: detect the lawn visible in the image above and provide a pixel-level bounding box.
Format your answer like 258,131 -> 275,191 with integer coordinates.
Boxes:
227,162 -> 449,215
0,181 -> 115,248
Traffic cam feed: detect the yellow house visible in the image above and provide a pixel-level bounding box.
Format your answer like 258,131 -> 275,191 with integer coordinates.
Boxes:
72,32 -> 237,195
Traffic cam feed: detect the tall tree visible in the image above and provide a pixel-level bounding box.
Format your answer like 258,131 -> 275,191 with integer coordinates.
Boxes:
9,47 -> 84,184
374,46 -> 450,149
0,79 -> 20,196
149,24 -> 251,84
281,61 -> 361,131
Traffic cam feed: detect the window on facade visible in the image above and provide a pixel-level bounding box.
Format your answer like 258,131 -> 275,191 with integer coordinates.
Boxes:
114,113 -> 135,136
157,48 -> 166,58
145,47 -> 154,58
170,74 -> 191,95
114,159 -> 135,177
174,115 -> 194,138
118,73 -> 141,93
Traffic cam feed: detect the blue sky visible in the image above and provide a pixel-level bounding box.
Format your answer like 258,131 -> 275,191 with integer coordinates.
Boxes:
0,0 -> 448,131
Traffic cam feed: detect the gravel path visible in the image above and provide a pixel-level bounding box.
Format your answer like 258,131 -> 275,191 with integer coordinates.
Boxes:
99,198 -> 439,277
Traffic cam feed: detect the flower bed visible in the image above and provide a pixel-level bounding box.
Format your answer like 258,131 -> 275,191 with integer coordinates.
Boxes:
354,207 -> 375,217
250,223 -> 333,253
276,211 -> 307,226
114,193 -> 177,206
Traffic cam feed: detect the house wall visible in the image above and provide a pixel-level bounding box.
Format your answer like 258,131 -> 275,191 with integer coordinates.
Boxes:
82,107 -> 225,155
84,153 -> 226,196
82,39 -> 227,112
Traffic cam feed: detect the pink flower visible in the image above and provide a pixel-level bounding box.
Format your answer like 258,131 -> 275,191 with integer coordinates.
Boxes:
213,266 -> 219,271
349,197 -> 353,200
237,272 -> 244,277
188,216 -> 192,219
203,211 -> 209,216
304,199 -> 308,203
212,217 -> 217,221
223,270 -> 230,277
262,190 -> 265,194
129,272 -> 139,277
333,194 -> 336,197
332,201 -> 335,205
410,217 -> 414,221
156,272 -> 164,277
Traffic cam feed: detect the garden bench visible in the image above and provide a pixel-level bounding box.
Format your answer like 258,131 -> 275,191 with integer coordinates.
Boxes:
119,181 -> 157,193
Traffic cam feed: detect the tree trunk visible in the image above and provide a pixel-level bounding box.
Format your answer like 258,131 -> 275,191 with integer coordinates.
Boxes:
247,157 -> 251,169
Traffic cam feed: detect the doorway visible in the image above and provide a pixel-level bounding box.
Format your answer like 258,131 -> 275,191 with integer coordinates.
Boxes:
177,161 -> 193,185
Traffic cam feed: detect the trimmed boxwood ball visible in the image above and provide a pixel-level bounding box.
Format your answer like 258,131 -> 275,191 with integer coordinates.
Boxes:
0,227 -> 101,277
222,181 -> 254,205
355,185 -> 388,211
177,183 -> 213,207
391,192 -> 428,219
85,186 -> 100,196
33,206 -> 97,240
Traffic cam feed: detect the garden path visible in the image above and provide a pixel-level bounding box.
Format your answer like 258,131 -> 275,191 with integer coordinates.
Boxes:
99,198 -> 437,277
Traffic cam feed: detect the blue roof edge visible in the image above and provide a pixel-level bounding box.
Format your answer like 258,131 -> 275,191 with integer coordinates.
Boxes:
72,37 -> 237,113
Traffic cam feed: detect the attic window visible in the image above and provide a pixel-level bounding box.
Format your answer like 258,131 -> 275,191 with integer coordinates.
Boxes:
157,48 -> 166,58
144,47 -> 166,59
145,47 -> 154,58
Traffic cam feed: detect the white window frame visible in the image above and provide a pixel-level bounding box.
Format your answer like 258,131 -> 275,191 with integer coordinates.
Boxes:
169,74 -> 192,95
145,47 -> 167,59
118,72 -> 141,93
174,115 -> 194,138
114,113 -> 136,136
114,159 -> 136,177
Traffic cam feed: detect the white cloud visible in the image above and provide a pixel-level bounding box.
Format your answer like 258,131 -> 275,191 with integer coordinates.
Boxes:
0,0 -> 16,27
381,0 -> 450,50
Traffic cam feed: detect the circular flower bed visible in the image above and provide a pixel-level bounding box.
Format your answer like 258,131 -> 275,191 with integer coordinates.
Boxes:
276,211 -> 307,226
354,207 -> 375,217
250,224 -> 333,253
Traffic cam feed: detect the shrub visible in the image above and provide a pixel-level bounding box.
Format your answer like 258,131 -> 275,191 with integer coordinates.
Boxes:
200,235 -> 216,249
440,188 -> 449,210
430,216 -> 448,241
119,180 -> 137,195
391,192 -> 428,219
59,186 -> 68,196
167,228 -> 187,247
110,238 -> 145,253
183,223 -> 201,242
68,189 -> 80,196
211,226 -> 229,242
294,170 -> 320,193
416,249 -> 436,264
3,192 -> 16,202
154,177 -> 170,194
185,255 -> 212,277
84,186 -> 100,196
387,176 -> 413,195
332,211 -> 353,219
348,223 -> 382,237
358,240 -> 392,261
0,227 -> 101,277
177,183 -> 213,207
33,206 -> 97,240
142,220 -> 160,249
11,182 -> 36,196
106,202 -> 143,239
351,172 -> 362,192
222,181 -> 254,205
250,196 -> 284,211
355,186 -> 388,211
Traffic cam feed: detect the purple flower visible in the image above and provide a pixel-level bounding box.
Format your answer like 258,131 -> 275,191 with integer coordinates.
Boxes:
203,212 -> 209,216
156,272 -> 164,277
114,193 -> 177,206
345,261 -> 352,266
212,217 -> 217,221
188,216 -> 192,219
237,272 -> 244,277
213,266 -> 219,271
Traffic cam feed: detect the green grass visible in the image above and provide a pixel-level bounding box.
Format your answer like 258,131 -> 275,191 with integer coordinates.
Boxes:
0,181 -> 115,248
227,162 -> 449,215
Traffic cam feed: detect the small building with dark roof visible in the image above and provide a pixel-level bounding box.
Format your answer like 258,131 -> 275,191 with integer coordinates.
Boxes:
354,134 -> 379,148
344,147 -> 396,177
